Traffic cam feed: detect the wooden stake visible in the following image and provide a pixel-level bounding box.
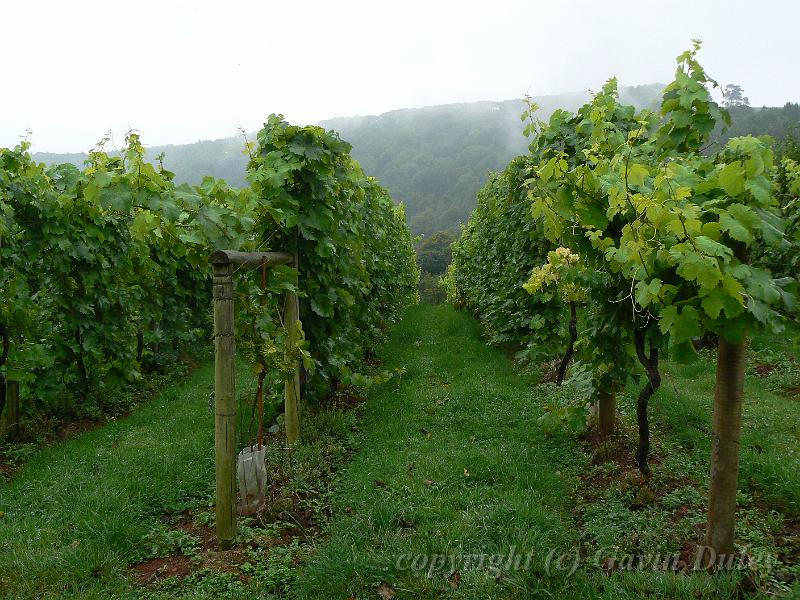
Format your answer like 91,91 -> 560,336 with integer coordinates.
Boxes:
706,336 -> 746,561
212,262 -> 237,548
283,256 -> 301,447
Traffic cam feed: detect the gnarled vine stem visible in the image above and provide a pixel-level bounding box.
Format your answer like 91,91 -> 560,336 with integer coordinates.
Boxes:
556,301 -> 577,386
634,328 -> 661,475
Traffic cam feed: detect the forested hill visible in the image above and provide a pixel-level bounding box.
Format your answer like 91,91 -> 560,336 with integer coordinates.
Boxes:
319,84 -> 664,234
32,86 -> 799,235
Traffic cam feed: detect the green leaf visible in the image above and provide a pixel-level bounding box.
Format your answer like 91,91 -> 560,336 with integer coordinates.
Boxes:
719,212 -> 752,244
627,163 -> 649,187
718,162 -> 746,196
130,210 -> 157,240
694,235 -> 732,259
745,268 -> 782,305
700,287 -> 743,319
675,252 -> 722,289
744,177 -> 771,204
747,297 -> 771,324
659,305 -> 701,344
177,229 -> 204,245
635,278 -> 662,307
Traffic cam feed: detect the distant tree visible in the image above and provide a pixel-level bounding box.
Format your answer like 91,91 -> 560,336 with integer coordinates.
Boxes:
418,271 -> 446,304
416,230 -> 456,275
722,84 -> 750,108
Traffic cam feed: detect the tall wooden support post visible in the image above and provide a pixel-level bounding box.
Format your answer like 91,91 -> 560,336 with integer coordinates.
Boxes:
706,337 -> 746,561
283,254 -> 301,447
212,262 -> 237,548
705,243 -> 749,564
209,250 -> 295,546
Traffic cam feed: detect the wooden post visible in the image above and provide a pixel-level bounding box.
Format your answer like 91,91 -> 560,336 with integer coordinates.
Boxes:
209,250 -> 296,545
706,337 -> 746,561
4,381 -> 20,439
597,389 -> 615,436
704,243 -> 749,565
283,254 -> 301,447
212,262 -> 237,548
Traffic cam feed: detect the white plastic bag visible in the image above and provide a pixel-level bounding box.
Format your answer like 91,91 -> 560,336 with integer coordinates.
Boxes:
237,445 -> 267,516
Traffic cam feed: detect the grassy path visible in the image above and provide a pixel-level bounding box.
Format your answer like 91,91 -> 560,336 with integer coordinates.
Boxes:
294,304 -> 587,598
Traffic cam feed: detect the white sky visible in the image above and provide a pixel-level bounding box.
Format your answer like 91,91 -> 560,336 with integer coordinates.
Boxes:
2,0 -> 798,152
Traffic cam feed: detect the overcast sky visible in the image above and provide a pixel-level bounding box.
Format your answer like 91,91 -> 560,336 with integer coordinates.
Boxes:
3,0 -> 798,153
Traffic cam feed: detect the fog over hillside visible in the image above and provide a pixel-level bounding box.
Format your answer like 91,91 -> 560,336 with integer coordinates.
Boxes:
319,84 -> 664,234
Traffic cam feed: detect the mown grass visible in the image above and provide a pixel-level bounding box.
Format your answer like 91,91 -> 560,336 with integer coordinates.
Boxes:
0,305 -> 797,599
294,304 -> 589,598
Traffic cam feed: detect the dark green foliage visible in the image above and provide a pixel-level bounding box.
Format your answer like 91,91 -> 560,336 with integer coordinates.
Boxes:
0,138 -> 235,420
1,118 -> 419,425
757,129 -> 800,289
415,231 -> 456,304
416,230 -> 455,276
